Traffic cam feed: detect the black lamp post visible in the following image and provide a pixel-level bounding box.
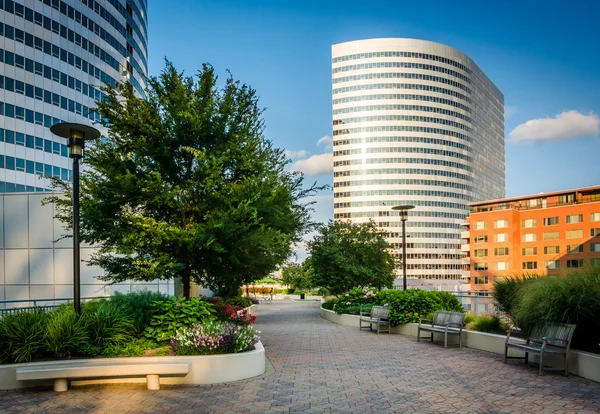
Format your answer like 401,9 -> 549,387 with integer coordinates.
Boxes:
50,123 -> 100,313
392,205 -> 415,290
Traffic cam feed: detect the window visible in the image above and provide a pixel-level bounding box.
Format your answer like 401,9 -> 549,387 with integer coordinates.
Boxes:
474,221 -> 487,230
591,243 -> 600,253
474,249 -> 488,257
474,235 -> 488,244
559,194 -> 575,204
566,214 -> 583,224
591,228 -> 600,237
494,233 -> 508,243
591,212 -> 600,222
591,258 -> 600,266
567,244 -> 583,254
567,259 -> 583,268
543,231 -> 560,241
474,262 -> 488,271
566,229 -> 583,239
522,261 -> 537,270
474,276 -> 489,284
494,219 -> 508,228
526,199 -> 539,208
494,247 -> 509,256
543,216 -> 559,226
494,262 -> 509,271
544,260 -> 560,270
521,219 -> 536,228
521,233 -> 537,242
544,246 -> 560,255
522,247 -> 537,256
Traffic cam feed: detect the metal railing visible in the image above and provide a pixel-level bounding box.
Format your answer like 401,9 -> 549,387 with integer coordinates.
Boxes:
0,296 -> 110,317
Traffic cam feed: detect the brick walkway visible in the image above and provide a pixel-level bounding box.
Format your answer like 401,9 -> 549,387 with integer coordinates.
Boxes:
1,300 -> 599,413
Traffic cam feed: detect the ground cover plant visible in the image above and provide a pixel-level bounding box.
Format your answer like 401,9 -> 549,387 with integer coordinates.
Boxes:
494,267 -> 600,353
329,288 -> 464,325
0,292 -> 258,364
170,321 -> 260,355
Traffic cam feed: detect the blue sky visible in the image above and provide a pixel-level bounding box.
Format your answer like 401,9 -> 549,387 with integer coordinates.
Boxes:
148,0 -> 600,224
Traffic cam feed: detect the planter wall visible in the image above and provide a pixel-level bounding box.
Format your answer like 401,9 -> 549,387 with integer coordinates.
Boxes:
0,341 -> 265,391
320,307 -> 600,383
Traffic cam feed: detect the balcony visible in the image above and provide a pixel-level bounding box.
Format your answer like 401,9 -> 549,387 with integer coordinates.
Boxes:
460,230 -> 470,239
460,270 -> 471,279
461,257 -> 471,265
461,244 -> 470,252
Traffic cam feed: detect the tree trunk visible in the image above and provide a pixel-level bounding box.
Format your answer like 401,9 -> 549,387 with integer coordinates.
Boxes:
182,272 -> 191,300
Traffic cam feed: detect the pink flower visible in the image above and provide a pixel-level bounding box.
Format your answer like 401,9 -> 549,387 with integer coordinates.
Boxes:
345,294 -> 350,297
384,303 -> 388,307
346,301 -> 351,305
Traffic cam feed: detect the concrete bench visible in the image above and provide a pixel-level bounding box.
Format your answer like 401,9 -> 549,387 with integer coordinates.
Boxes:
504,323 -> 576,375
417,311 -> 465,348
16,361 -> 191,391
359,305 -> 390,334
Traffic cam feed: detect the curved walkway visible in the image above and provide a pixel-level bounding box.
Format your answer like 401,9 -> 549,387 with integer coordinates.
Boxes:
1,300 -> 599,413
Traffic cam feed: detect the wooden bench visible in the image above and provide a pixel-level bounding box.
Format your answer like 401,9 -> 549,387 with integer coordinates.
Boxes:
417,311 -> 465,348
359,305 -> 390,334
16,361 -> 191,391
504,323 -> 576,376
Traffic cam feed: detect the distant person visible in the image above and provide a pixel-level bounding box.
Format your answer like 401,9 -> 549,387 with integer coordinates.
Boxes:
270,288 -> 274,301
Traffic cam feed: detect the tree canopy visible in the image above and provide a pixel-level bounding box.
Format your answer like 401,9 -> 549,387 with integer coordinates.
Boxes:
307,220 -> 396,295
48,61 -> 321,298
280,262 -> 312,289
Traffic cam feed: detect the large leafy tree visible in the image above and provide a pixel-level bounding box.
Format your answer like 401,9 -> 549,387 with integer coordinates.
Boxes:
48,61 -> 321,298
307,220 -> 395,295
280,262 -> 312,290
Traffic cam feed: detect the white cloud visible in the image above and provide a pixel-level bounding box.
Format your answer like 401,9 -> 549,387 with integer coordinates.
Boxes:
290,153 -> 333,175
316,135 -> 332,151
284,149 -> 309,160
505,106 -> 518,117
509,110 -> 600,143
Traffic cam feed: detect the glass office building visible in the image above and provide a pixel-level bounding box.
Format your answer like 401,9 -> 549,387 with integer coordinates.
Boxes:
0,0 -> 148,192
332,38 -> 505,286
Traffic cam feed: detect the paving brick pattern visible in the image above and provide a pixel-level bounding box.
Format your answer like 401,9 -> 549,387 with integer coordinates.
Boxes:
1,300 -> 599,413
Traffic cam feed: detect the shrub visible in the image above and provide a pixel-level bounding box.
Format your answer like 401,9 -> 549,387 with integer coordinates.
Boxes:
145,297 -> 216,343
321,298 -> 336,311
170,321 -> 260,355
511,268 -> 600,353
332,287 -> 378,314
227,296 -> 253,309
462,313 -> 477,326
465,315 -> 509,334
0,309 -> 49,363
493,273 -> 541,326
101,338 -> 158,357
44,305 -> 88,359
110,291 -> 169,336
204,297 -> 256,324
374,289 -> 464,326
82,300 -> 134,347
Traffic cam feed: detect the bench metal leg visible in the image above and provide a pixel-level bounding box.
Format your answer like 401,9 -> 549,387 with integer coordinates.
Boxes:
54,379 -> 68,392
147,374 -> 160,390
539,353 -> 544,376
417,328 -> 421,342
504,345 -> 508,363
444,332 -> 448,348
525,352 -> 529,365
431,333 -> 434,343
564,354 -> 569,376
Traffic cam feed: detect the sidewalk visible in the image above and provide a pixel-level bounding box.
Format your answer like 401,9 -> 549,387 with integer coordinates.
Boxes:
0,300 -> 599,413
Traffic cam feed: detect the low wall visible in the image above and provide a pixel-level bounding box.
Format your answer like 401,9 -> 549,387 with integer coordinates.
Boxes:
0,342 -> 265,390
320,307 -> 600,383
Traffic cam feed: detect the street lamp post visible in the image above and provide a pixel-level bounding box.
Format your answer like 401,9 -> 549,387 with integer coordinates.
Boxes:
392,205 -> 415,290
50,123 -> 100,313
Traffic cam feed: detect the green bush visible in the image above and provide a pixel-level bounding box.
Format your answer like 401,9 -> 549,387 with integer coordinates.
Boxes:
511,268 -> 600,353
81,300 -> 134,347
44,305 -> 88,359
374,289 -> 464,326
321,297 -> 336,311
110,291 -> 168,337
145,297 -> 216,343
465,315 -> 509,334
0,309 -> 49,363
332,287 -> 378,314
493,273 -> 541,326
101,338 -> 158,357
227,296 -> 253,308
462,313 -> 476,326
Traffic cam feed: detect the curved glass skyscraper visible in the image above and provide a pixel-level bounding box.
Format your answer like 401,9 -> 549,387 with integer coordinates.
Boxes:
332,38 -> 505,286
0,0 -> 148,192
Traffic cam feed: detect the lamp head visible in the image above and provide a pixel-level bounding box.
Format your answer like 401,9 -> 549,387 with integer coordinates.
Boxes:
392,205 -> 415,221
50,122 -> 100,159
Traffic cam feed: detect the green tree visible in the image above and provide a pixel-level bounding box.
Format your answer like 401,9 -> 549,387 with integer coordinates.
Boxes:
47,61 -> 321,299
307,220 -> 395,295
281,262 -> 312,289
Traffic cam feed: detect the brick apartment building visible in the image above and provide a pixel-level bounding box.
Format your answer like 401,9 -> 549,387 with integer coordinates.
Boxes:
462,185 -> 600,293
